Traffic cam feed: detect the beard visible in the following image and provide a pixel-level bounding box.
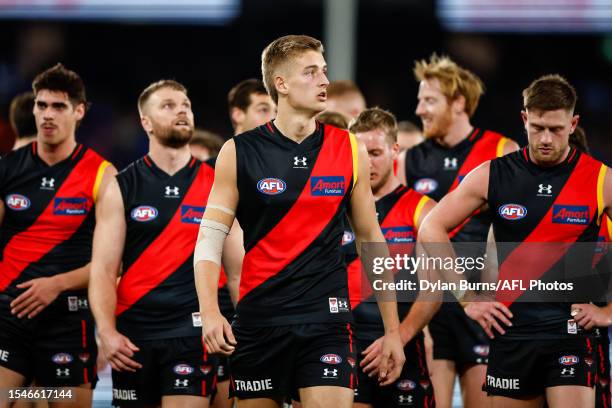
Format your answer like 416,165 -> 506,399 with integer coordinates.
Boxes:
152,122 -> 193,148
529,143 -> 567,166
422,107 -> 453,140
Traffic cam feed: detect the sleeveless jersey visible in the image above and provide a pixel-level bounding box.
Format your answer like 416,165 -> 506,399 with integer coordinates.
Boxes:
115,155 -> 214,340
342,185 -> 429,341
234,122 -> 358,326
488,147 -> 606,338
405,128 -> 510,242
0,142 -> 108,298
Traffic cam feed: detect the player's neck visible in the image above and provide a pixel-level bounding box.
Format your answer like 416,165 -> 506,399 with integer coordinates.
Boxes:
437,118 -> 473,148
13,136 -> 36,150
273,105 -> 317,144
148,141 -> 192,176
373,174 -> 400,201
36,136 -> 77,165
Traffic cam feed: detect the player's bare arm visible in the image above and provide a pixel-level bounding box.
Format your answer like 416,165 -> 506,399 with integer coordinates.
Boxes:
10,164 -> 118,319
222,220 -> 244,307
572,166 -> 612,329
347,137 -> 405,385
418,161 -> 513,338
89,174 -> 142,373
361,198 -> 441,376
194,139 -> 238,356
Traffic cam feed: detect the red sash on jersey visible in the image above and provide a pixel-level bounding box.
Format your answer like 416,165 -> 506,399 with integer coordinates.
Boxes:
348,189 -> 424,308
448,130 -> 505,239
239,127 -> 354,300
115,162 -> 214,315
496,153 -> 603,305
0,149 -> 105,291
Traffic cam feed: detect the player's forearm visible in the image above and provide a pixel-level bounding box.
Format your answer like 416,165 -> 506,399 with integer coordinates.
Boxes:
195,260 -> 222,315
356,227 -> 401,331
89,267 -> 119,334
399,300 -> 441,345
53,263 -> 90,292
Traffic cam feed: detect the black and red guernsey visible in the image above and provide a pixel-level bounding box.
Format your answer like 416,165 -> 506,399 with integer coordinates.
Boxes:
115,156 -> 214,340
342,185 -> 429,342
0,142 -> 109,297
488,147 -> 607,338
405,128 -> 510,242
234,122 -> 358,327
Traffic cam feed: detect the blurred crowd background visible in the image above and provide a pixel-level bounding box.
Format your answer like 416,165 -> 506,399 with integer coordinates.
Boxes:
1,0 -> 611,169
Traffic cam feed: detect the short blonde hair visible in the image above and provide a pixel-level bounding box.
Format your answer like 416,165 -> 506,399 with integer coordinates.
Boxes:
261,35 -> 323,104
414,54 -> 484,117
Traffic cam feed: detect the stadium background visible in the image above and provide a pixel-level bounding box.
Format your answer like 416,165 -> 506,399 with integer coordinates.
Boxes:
0,0 -> 611,406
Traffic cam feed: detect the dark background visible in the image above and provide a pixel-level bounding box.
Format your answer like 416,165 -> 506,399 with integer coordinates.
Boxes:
1,0 -> 611,169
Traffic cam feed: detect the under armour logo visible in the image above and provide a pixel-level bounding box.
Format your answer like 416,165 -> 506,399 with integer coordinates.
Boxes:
56,368 -> 70,377
561,368 -> 575,376
165,186 -> 180,197
41,177 -> 55,189
338,300 -> 348,308
175,379 -> 189,387
538,184 -> 552,195
398,395 -> 413,404
323,368 -> 338,377
444,157 -> 458,170
294,156 -> 307,167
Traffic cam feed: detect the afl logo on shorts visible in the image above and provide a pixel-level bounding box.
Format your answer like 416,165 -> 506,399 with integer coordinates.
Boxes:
5,194 -> 30,211
414,178 -> 438,194
131,206 -> 158,222
257,178 -> 286,195
52,353 -> 73,365
320,354 -> 342,365
397,379 -> 416,391
498,204 -> 527,220
559,355 -> 579,366
173,364 -> 194,375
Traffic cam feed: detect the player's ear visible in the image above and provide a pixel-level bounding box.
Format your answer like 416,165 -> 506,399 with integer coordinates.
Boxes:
452,94 -> 466,114
141,115 -> 153,133
74,102 -> 85,121
520,110 -> 529,130
231,107 -> 245,127
275,74 -> 288,99
570,114 -> 580,133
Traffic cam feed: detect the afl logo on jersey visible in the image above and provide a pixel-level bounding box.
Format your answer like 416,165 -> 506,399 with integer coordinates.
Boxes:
499,204 -> 527,220
414,178 -> 438,194
397,379 -> 416,391
257,178 -> 286,195
52,353 -> 73,365
5,194 -> 31,211
131,206 -> 158,222
341,231 -> 355,246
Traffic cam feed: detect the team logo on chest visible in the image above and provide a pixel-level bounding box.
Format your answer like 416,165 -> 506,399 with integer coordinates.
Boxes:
414,178 -> 438,194
382,226 -> 415,243
498,204 -> 527,220
257,178 -> 287,195
552,205 -> 590,225
5,194 -> 31,211
131,206 -> 158,222
341,231 -> 355,246
310,176 -> 345,196
53,198 -> 89,215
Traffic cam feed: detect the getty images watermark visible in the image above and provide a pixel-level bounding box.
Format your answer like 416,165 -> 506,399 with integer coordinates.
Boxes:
357,242 -> 611,303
